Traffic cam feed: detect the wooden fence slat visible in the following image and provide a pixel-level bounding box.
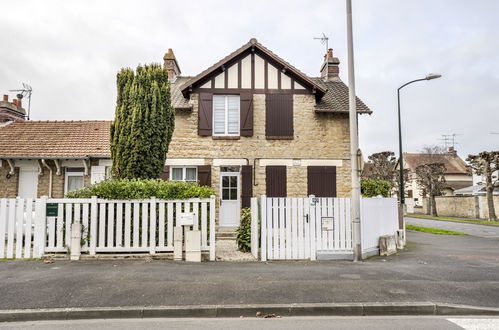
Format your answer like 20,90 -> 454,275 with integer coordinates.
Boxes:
99,203 -> 106,248
271,198 -> 277,260
149,198 -> 156,254
320,198 -> 327,250
107,202 -> 115,248
56,204 -> 64,249
309,197 -> 316,261
141,202 -> 148,248
290,198 -> 297,259
116,203 -> 123,248
326,198 -> 333,250
0,199 -> 7,258
6,199 -> 16,258
297,198 -> 304,259
82,203 -> 89,249
167,202 -> 173,247
279,198 -> 285,260
15,199 -> 24,258
89,197 -> 98,255
124,202 -> 131,248
285,197 -> 291,259
175,202 -> 181,227
158,202 -> 165,248
260,195 -> 267,261
339,198 -> 346,250
209,196 -> 216,261
303,198 -> 310,259
345,198 -> 352,250
24,199 -> 33,258
201,202 -> 207,248
193,202 -> 199,231
334,198 -> 340,250
315,198 -> 321,252
65,203 -> 72,249
133,202 -> 139,247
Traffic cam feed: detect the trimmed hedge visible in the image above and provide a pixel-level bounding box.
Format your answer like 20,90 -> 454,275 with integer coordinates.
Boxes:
361,178 -> 391,197
236,208 -> 251,252
66,179 -> 214,200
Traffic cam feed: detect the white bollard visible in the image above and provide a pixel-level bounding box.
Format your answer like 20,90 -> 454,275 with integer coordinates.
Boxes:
70,223 -> 82,261
185,230 -> 201,262
173,226 -> 183,261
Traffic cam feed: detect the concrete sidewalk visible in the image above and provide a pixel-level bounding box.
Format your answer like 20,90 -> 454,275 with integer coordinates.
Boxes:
0,231 -> 498,312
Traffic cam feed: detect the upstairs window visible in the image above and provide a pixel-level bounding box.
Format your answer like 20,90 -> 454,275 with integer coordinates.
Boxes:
213,95 -> 240,136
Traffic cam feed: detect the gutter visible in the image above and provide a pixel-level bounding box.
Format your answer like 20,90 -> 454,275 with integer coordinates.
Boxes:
41,159 -> 53,198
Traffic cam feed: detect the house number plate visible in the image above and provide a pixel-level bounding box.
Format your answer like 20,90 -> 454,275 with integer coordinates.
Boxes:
322,217 -> 334,231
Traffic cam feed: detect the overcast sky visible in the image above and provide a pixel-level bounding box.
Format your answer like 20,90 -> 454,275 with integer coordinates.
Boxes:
1,0 -> 498,159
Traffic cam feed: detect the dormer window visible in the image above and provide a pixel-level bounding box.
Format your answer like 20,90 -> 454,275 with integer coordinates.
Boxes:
213,95 -> 240,136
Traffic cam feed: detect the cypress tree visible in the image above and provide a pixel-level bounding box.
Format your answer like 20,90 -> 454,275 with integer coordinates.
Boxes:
110,64 -> 174,179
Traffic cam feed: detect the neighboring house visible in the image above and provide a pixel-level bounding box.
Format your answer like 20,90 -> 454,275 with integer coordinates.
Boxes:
397,147 -> 472,203
0,120 -> 111,198
163,38 -> 371,227
454,183 -> 499,196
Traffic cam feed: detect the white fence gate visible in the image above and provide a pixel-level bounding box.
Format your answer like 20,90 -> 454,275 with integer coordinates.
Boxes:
251,196 -> 400,261
0,196 -> 216,260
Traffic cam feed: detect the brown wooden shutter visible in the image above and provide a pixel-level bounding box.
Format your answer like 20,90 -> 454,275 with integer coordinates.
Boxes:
198,93 -> 213,136
160,166 -> 170,180
307,166 -> 337,197
266,166 -> 287,197
241,165 -> 253,208
240,94 -> 253,136
197,165 -> 211,187
265,94 -> 293,139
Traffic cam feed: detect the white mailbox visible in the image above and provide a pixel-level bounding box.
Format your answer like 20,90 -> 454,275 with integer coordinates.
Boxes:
179,212 -> 195,226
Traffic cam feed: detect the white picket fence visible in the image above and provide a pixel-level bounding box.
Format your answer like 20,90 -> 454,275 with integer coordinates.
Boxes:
251,196 -> 400,261
0,196 -> 216,260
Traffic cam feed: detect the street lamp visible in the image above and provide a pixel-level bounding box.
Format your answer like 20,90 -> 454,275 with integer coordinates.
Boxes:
397,73 -> 442,205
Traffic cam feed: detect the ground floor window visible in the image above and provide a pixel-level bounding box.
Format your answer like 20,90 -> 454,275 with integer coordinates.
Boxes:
170,166 -> 197,182
65,167 -> 85,194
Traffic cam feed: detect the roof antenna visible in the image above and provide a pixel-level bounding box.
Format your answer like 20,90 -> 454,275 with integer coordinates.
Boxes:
313,33 -> 329,54
9,83 -> 32,120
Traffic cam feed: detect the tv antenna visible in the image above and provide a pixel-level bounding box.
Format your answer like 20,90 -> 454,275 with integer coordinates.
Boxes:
9,83 -> 32,120
438,133 -> 462,149
313,32 -> 329,53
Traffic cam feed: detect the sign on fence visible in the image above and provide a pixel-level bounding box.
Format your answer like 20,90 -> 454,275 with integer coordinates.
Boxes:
45,203 -> 58,217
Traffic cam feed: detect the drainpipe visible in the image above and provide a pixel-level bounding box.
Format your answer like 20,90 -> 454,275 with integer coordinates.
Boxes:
6,159 -> 15,176
41,159 -> 53,198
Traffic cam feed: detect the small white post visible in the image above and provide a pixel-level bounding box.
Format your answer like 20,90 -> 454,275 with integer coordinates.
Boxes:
33,196 -> 47,258
173,226 -> 183,261
185,230 -> 201,262
260,195 -> 267,262
250,197 -> 258,259
89,196 -> 98,255
70,223 -> 81,261
209,195 -> 216,261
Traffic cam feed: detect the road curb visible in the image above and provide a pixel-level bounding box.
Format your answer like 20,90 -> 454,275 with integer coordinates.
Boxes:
406,216 -> 499,228
1,302 -> 499,322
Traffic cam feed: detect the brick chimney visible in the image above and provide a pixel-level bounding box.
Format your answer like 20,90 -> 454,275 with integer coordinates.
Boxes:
0,93 -> 26,123
320,48 -> 340,81
163,48 -> 181,82
448,146 -> 457,156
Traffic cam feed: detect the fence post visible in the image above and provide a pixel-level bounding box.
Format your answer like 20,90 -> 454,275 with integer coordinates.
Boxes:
89,196 -> 98,255
309,195 -> 317,261
33,196 -> 47,258
250,197 -> 258,259
209,195 -> 216,261
150,197 -> 157,255
260,195 -> 267,262
70,223 -> 81,260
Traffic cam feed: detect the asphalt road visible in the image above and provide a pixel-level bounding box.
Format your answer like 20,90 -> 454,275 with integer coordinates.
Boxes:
406,217 -> 499,239
0,230 -> 498,310
2,316 -> 499,330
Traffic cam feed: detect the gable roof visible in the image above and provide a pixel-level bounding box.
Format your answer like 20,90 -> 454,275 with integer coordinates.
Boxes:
179,38 -> 327,98
171,76 -> 193,110
403,152 -> 470,175
312,78 -> 371,114
0,120 -> 111,159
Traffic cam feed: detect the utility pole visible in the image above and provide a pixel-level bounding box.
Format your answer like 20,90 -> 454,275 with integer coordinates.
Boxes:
346,0 -> 362,262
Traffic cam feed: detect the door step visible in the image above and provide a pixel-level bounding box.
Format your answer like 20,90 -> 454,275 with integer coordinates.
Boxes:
215,231 -> 238,240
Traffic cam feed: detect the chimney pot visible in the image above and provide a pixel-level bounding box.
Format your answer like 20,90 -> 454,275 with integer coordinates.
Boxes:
2,95 -> 7,102
17,99 -> 22,108
327,48 -> 333,58
13,99 -> 18,106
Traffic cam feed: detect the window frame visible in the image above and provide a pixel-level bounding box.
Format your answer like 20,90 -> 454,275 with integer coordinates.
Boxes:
169,166 -> 198,182
65,168 -> 85,194
212,94 -> 240,137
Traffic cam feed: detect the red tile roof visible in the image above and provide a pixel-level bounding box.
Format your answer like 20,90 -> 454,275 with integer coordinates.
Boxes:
0,120 -> 111,158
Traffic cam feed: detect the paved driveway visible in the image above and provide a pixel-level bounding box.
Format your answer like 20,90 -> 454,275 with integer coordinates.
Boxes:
406,217 -> 499,239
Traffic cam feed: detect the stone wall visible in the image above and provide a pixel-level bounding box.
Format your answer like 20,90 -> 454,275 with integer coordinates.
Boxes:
418,195 -> 499,220
168,93 -> 352,198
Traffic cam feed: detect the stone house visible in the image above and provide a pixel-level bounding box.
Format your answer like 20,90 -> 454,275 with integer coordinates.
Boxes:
0,120 -> 111,198
164,38 -> 371,227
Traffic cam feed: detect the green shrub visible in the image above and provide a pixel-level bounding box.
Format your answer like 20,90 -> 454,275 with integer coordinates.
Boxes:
66,179 -> 214,200
237,208 -> 252,252
361,178 -> 391,197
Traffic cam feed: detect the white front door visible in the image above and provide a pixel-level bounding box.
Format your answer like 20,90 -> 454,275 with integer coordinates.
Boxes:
18,168 -> 38,198
219,172 -> 240,227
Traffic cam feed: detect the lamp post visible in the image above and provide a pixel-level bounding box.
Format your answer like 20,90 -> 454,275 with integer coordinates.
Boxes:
397,74 -> 442,205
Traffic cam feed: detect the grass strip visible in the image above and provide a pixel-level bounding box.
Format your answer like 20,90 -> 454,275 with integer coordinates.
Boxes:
407,214 -> 499,226
406,225 -> 466,235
